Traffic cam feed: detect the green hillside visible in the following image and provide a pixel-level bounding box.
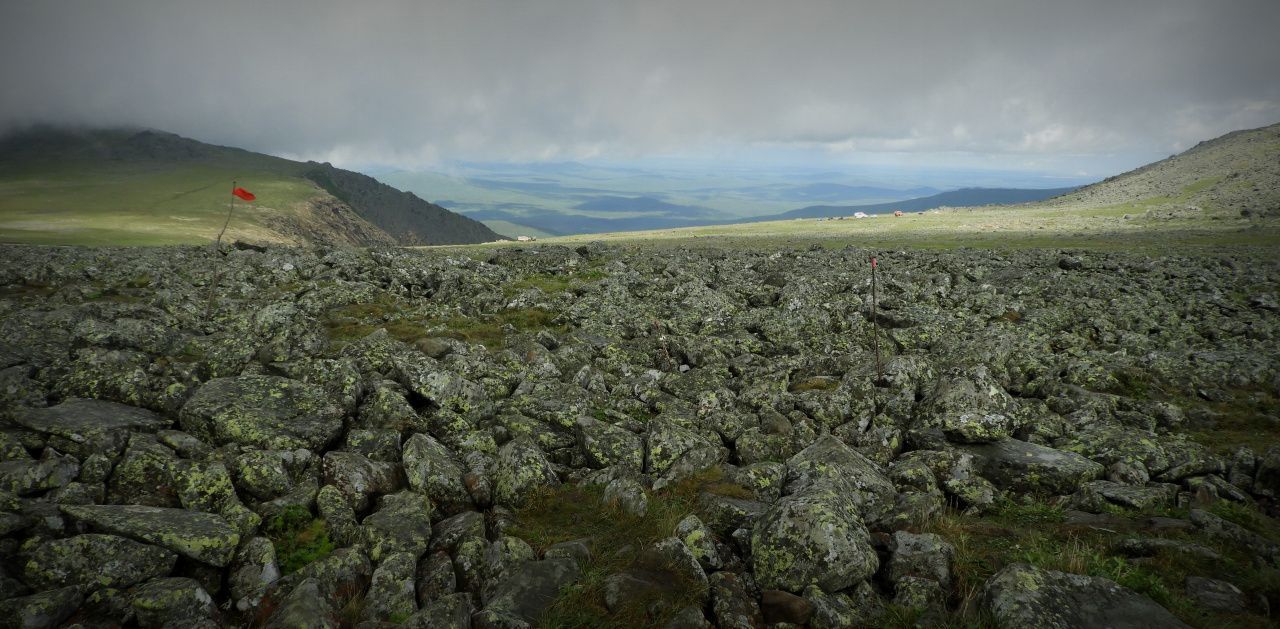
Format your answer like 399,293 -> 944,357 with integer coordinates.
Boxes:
0,127 -> 503,246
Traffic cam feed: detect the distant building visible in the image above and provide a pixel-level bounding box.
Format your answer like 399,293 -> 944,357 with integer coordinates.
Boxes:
854,212 -> 868,219
516,235 -> 536,242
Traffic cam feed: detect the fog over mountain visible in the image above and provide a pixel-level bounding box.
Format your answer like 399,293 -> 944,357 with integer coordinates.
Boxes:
2,0 -> 1278,177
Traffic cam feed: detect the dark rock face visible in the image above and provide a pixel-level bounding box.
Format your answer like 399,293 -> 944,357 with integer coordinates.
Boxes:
984,563 -> 1192,629
0,242 -> 1277,626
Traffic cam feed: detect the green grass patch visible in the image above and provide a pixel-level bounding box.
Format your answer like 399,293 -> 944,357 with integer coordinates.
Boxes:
510,467 -> 749,628
921,497 -> 1280,627
506,269 -> 609,297
430,307 -> 565,350
264,505 -> 335,575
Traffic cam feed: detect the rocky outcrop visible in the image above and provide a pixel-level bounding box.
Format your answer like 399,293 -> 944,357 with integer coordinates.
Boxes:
0,241 -> 1276,626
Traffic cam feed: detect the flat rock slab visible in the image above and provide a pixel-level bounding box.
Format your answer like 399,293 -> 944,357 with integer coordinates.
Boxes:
179,375 -> 343,451
961,439 -> 1104,495
60,504 -> 239,567
476,558 -> 580,625
984,563 -> 1190,629
12,398 -> 169,457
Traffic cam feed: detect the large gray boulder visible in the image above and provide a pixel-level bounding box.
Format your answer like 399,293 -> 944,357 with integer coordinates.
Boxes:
179,375 -> 343,451
11,398 -> 169,458
984,563 -> 1190,629
60,504 -> 240,567
402,433 -> 472,514
23,533 -> 177,590
473,558 -> 580,626
783,435 -> 897,521
575,416 -> 643,470
492,436 -> 559,508
961,439 -> 1104,494
751,484 -> 879,593
916,366 -> 1018,443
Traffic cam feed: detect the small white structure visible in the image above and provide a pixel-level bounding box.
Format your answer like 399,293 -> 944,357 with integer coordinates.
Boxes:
854,212 -> 869,219
516,235 -> 536,242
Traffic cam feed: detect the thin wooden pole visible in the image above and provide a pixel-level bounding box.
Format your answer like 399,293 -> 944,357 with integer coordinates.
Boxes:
215,179 -> 236,250
204,181 -> 235,322
871,255 -> 881,380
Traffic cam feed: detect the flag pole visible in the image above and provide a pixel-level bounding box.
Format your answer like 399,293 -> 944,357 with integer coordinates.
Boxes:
205,180 -> 235,323
215,179 -> 236,251
871,254 -> 881,381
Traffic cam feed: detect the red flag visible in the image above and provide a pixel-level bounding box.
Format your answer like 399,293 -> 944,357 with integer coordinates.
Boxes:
232,187 -> 256,201
870,256 -> 877,269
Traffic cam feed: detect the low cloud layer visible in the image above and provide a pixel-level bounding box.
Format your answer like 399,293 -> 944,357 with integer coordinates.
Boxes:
2,0 -> 1278,173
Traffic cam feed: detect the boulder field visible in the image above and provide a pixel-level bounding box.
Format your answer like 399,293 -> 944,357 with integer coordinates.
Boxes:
0,241 -> 1277,627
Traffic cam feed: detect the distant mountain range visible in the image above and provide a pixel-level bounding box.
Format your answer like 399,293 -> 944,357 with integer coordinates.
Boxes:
757,186 -> 1080,221
0,127 -> 502,246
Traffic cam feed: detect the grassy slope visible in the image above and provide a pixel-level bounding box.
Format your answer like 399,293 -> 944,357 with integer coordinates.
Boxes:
0,160 -> 324,245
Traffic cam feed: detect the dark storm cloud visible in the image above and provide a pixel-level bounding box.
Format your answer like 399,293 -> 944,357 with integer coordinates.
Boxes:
1,0 -> 1277,170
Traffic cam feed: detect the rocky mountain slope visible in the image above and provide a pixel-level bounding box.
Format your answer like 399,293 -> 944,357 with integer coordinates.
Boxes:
0,127 -> 504,246
0,240 -> 1277,626
1043,122 -> 1280,219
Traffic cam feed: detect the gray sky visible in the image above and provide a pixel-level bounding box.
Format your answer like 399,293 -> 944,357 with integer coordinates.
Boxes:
2,0 -> 1278,176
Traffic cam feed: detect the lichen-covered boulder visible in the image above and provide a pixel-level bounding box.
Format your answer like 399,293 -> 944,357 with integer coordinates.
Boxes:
23,533 -> 177,590
0,453 -> 79,497
1055,424 -> 1172,478
60,504 -> 240,567
887,531 -> 955,589
0,586 -> 84,629
709,571 -> 764,629
474,558 -> 580,626
264,578 -> 335,629
645,417 -> 715,474
361,551 -> 418,623
402,433 -> 472,514
11,398 -> 169,458
916,366 -> 1018,443
983,563 -> 1190,629
674,514 -> 722,572
322,450 -> 403,512
179,375 -> 343,451
575,416 -> 643,470
130,577 -> 216,628
783,435 -> 897,521
361,491 -> 434,562
492,436 -> 559,508
751,484 -> 878,593
229,536 -> 280,613
961,439 -> 1104,495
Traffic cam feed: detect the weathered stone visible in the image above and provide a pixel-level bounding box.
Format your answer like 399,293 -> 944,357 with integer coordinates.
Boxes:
0,453 -> 79,497
709,571 -> 764,629
362,551 -> 418,623
751,484 -> 878,593
60,504 -> 239,567
1184,576 -> 1247,613
230,536 -> 280,613
603,476 -> 648,517
888,530 -> 955,589
403,432 -> 472,514
916,366 -> 1018,443
783,435 -> 897,522
416,550 -> 457,606
179,375 -> 343,451
23,533 -> 177,590
961,438 -> 1104,495
492,436 -> 559,508
362,491 -> 435,563
265,578 -> 335,629
0,586 -> 83,629
576,416 -> 643,470
131,577 -> 215,628
983,563 -> 1190,629
474,558 -> 580,626
1068,480 -> 1176,512
11,398 -> 168,458
323,450 -> 403,512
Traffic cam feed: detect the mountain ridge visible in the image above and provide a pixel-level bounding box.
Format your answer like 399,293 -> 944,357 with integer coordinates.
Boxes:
0,126 -> 504,246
